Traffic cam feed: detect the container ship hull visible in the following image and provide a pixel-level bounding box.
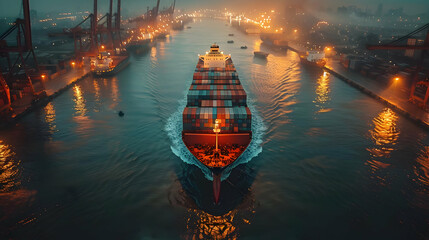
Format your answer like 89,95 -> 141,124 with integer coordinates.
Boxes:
182,45 -> 252,204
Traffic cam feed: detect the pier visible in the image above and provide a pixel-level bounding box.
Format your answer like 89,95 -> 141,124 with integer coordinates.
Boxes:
287,43 -> 429,129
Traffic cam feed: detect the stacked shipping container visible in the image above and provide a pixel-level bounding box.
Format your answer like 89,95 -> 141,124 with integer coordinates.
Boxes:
183,58 -> 251,133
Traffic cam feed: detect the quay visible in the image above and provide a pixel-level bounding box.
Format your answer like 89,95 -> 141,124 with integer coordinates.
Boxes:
1,66 -> 91,127
287,44 -> 429,129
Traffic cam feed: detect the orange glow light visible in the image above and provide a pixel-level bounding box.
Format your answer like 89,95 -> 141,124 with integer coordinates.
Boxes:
394,77 -> 400,81
294,29 -> 298,33
41,74 -> 46,79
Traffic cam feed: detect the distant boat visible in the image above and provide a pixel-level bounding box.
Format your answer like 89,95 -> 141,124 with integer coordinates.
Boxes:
228,33 -> 234,36
227,40 -> 234,44
240,46 -> 248,49
187,26 -> 192,29
254,51 -> 269,58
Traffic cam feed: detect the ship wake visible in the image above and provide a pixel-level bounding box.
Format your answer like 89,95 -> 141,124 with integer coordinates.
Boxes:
165,95 -> 265,181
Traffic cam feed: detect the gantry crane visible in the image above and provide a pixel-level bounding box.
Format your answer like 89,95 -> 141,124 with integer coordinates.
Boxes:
0,0 -> 43,101
367,23 -> 429,108
70,0 -> 122,62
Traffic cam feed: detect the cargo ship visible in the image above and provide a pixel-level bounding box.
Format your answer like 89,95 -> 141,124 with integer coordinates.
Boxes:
182,44 -> 252,204
299,50 -> 326,68
90,51 -> 130,77
126,38 -> 153,53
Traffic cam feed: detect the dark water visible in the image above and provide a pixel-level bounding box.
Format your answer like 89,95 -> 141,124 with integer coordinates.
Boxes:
1,19 -> 429,239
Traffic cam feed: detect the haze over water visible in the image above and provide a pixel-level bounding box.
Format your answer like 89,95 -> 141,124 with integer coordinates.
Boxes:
0,19 -> 429,239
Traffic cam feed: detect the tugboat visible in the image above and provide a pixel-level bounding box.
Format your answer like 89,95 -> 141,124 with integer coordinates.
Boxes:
240,46 -> 248,49
182,44 -> 252,204
299,50 -> 326,68
227,40 -> 234,44
254,51 -> 269,58
91,49 -> 129,77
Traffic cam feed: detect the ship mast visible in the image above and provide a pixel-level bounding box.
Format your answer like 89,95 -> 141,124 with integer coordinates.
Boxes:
213,119 -> 221,152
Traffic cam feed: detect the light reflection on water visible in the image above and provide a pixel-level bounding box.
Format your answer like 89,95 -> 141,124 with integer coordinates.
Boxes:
367,108 -> 399,158
110,77 -> 119,108
0,140 -> 19,192
314,71 -> 331,113
73,85 -> 87,116
186,209 -> 238,240
93,78 -> 101,106
415,146 -> 429,188
43,102 -> 57,136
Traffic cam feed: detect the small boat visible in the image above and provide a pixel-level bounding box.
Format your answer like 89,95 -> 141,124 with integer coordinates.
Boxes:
254,51 -> 269,58
299,51 -> 326,68
240,46 -> 248,49
228,34 -> 234,36
91,51 -> 130,77
227,40 -> 234,44
187,26 -> 192,29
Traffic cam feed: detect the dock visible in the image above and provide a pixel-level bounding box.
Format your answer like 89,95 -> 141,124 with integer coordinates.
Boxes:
2,66 -> 91,127
287,43 -> 429,129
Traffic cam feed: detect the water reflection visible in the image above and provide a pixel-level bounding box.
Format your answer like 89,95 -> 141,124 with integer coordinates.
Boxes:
151,46 -> 158,59
313,71 -> 331,113
414,146 -> 429,187
186,209 -> 238,240
176,164 -> 256,239
367,108 -> 400,158
93,79 -> 101,106
111,77 -> 119,108
253,39 -> 262,52
73,85 -> 87,116
43,102 -> 57,136
0,140 -> 20,192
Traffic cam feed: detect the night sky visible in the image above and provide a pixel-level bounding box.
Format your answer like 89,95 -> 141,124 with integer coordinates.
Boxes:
0,0 -> 428,17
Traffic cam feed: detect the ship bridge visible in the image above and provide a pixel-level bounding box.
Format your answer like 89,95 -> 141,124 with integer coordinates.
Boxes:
199,44 -> 230,68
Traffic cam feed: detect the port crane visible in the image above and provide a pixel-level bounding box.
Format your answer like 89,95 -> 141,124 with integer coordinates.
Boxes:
70,0 -> 122,62
367,23 -> 429,108
0,0 -> 43,104
128,0 -> 176,25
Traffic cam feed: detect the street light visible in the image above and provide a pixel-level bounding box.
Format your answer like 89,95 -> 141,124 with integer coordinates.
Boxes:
213,119 -> 221,152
